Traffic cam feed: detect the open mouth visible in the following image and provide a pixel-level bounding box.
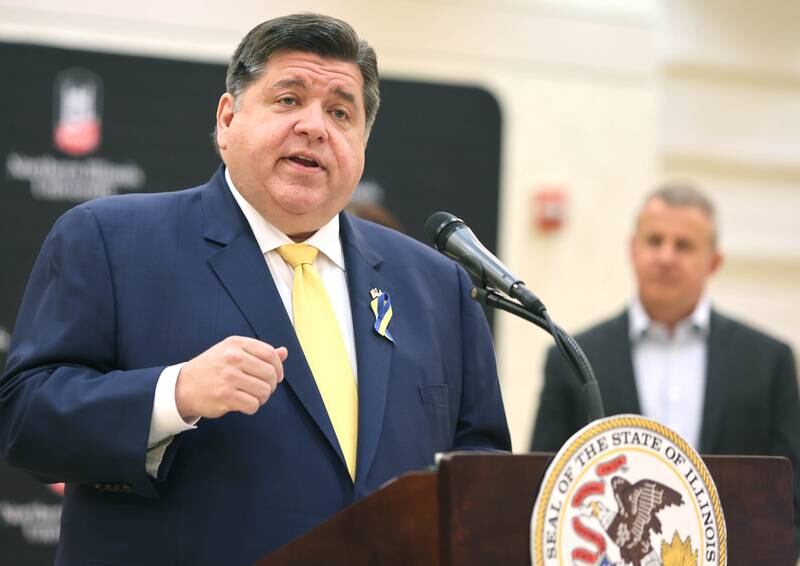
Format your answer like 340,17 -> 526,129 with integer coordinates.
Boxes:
288,154 -> 321,169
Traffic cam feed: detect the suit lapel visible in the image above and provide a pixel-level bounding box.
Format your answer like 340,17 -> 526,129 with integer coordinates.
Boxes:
201,168 -> 343,465
340,214 -> 393,486
700,310 -> 727,453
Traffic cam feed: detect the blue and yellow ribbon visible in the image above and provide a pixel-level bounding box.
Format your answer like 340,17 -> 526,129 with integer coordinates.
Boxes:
369,288 -> 395,343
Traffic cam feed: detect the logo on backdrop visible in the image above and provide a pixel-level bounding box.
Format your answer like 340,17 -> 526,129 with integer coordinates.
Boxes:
53,68 -> 103,156
530,415 -> 726,566
46,483 -> 65,497
4,67 -> 146,202
0,500 -> 61,544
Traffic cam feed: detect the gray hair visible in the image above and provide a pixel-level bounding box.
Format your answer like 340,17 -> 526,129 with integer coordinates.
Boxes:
226,13 -> 380,134
640,182 -> 718,246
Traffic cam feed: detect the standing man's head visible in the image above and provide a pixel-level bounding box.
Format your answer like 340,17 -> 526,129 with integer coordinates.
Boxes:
215,13 -> 380,240
630,183 -> 723,328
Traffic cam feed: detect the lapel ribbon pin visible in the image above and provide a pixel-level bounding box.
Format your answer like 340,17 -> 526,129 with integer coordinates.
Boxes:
369,288 -> 395,343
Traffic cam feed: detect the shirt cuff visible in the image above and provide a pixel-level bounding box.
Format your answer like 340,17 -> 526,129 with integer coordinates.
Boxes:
146,437 -> 172,478
148,363 -> 199,448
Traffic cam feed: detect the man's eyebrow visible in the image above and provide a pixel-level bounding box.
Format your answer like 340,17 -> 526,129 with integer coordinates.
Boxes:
332,87 -> 356,106
268,78 -> 358,106
270,78 -> 308,90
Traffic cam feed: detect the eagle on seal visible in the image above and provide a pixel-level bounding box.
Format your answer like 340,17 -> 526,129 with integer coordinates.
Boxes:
583,477 -> 683,566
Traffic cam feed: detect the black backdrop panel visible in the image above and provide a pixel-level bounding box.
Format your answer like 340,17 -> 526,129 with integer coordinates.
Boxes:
363,79 -> 502,244
0,41 -> 500,561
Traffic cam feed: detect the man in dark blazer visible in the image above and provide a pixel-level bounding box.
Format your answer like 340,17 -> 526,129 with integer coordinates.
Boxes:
530,183 -> 800,558
0,14 -> 510,565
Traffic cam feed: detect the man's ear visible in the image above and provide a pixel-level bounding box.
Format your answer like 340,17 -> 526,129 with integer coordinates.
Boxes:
709,249 -> 723,276
216,93 -> 235,151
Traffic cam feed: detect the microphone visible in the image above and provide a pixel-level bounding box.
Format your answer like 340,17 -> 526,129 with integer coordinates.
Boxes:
425,211 -> 545,314
425,212 -> 605,422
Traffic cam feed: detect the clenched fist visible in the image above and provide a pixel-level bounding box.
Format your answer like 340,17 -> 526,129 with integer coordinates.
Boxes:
175,336 -> 288,420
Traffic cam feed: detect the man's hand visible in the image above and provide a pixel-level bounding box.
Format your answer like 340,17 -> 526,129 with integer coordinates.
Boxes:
175,336 -> 288,420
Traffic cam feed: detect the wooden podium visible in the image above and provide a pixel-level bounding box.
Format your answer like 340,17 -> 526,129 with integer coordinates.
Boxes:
255,453 -> 796,565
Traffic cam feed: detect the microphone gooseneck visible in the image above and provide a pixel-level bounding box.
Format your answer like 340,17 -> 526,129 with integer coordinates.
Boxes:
426,211 -> 605,424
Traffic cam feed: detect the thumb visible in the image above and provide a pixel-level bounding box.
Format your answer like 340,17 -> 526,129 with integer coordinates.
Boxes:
276,346 -> 289,362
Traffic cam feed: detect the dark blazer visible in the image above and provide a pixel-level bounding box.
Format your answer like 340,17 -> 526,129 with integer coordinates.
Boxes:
529,308 -> 800,556
0,167 -> 511,565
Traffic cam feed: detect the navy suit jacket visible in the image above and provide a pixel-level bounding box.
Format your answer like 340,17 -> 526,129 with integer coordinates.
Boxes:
0,168 -> 511,565
529,309 -> 800,557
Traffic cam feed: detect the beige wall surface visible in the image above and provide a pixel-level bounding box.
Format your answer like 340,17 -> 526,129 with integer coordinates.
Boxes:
1,0 -> 796,454
659,0 -> 800,446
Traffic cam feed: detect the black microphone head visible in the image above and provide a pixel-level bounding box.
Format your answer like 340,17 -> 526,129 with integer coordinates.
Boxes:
425,211 -> 464,250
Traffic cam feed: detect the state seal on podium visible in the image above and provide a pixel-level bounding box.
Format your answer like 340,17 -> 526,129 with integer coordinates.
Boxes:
530,415 -> 726,566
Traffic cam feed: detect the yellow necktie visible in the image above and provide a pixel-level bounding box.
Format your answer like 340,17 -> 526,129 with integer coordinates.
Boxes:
277,243 -> 358,480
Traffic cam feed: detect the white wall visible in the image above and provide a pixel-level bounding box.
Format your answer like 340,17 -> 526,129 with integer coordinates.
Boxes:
658,0 -> 800,390
2,0 -> 796,454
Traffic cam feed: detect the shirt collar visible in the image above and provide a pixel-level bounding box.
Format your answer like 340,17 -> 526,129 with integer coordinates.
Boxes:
224,167 -> 345,270
628,293 -> 711,341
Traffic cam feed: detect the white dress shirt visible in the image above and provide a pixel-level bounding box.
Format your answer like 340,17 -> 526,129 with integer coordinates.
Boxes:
629,295 -> 711,449
145,169 -> 357,475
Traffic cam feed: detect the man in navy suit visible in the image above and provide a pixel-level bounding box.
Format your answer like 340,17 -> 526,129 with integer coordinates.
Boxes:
0,13 -> 510,565
530,183 -> 800,558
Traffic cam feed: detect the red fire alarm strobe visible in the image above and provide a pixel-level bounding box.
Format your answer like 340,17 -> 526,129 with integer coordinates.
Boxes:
533,185 -> 568,232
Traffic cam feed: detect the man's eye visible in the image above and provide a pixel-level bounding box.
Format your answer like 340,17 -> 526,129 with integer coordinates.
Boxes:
278,96 -> 297,106
332,108 -> 349,120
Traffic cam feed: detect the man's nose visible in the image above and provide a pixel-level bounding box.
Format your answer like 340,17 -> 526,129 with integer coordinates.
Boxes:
655,243 -> 677,263
293,102 -> 328,142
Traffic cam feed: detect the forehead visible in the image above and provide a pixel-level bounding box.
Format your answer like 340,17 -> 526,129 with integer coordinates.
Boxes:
636,199 -> 714,240
258,51 -> 364,99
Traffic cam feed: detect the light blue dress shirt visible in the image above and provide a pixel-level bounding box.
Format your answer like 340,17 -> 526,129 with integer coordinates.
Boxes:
629,295 -> 711,449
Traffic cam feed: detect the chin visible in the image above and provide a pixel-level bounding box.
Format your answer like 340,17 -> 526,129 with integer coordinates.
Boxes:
274,185 -> 332,209
642,289 -> 678,307
647,291 -> 678,304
